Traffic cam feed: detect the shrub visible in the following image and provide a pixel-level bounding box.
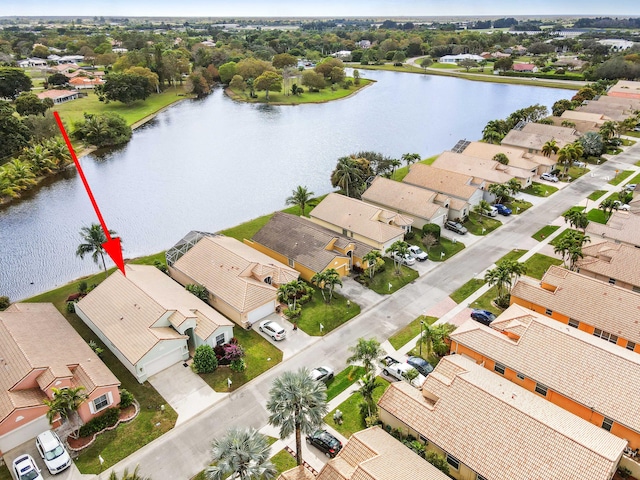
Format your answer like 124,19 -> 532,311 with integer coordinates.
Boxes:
153,260 -> 168,273
193,345 -> 218,373
78,407 -> 120,437
223,343 -> 245,362
283,306 -> 301,319
78,281 -> 88,294
119,388 -> 135,408
425,451 -> 450,476
230,358 -> 246,372
185,284 -> 208,301
88,340 -> 104,357
422,223 -> 441,241
404,230 -> 415,240
0,295 -> 10,310
66,302 -> 75,313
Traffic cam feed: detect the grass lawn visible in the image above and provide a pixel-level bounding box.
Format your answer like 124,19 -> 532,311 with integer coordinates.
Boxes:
54,86 -> 191,127
504,198 -> 533,214
354,63 -> 425,74
388,315 -> 437,350
588,190 -> 607,201
622,138 -> 636,146
463,212 -> 502,236
271,449 -> 297,475
587,209 -> 608,224
364,258 -> 419,294
325,366 -> 367,402
296,288 -> 360,335
427,237 -> 465,261
450,279 -> 485,304
563,205 -> 585,216
325,377 -> 390,438
469,285 -> 502,315
390,155 -> 438,182
566,166 -> 589,181
628,172 -> 640,184
609,170 -> 634,186
0,465 -> 11,480
522,181 -> 558,197
198,327 -> 283,392
531,225 -> 560,241
496,249 -> 526,264
429,62 -> 462,69
523,253 -> 562,280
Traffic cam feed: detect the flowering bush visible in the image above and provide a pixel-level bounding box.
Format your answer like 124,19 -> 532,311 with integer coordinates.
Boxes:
224,343 -> 245,362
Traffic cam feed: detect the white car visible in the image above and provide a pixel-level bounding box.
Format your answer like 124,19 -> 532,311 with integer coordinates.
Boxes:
624,184 -> 637,191
259,320 -> 286,341
391,252 -> 415,266
614,201 -> 631,211
408,245 -> 428,261
540,172 -> 559,182
35,430 -> 72,475
310,366 -> 334,383
574,161 -> 586,168
13,454 -> 43,480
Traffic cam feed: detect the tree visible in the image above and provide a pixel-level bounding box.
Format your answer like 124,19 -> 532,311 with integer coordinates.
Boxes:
329,66 -> 345,84
473,199 -> 492,221
488,183 -> 509,204
330,156 -> 360,198
237,58 -> 274,82
185,284 -> 209,301
0,101 -> 31,159
206,427 -> 275,480
557,142 -> 583,179
311,269 -> 341,303
266,369 -> 327,466
554,230 -> 590,270
20,144 -> 56,176
315,58 -> 344,79
96,72 -> 153,104
43,386 -> 87,424
420,322 -> 456,358
493,153 -> 509,165
425,452 -> 450,476
254,71 -> 282,100
47,72 -> 69,86
272,53 -> 297,70
193,345 -> 218,373
578,131 -> 604,157
301,70 -> 325,91
401,152 -> 420,168
72,112 -> 132,147
552,99 -> 574,117
186,72 -> 210,98
76,223 -> 119,276
494,57 -> 513,71
459,59 -> 479,72
347,337 -> 384,373
125,66 -> 159,93
23,111 -> 59,142
353,69 -> 361,85
485,259 -> 527,307
505,178 -> 522,197
286,185 -> 315,216
108,465 -> 152,480
385,240 -> 410,274
15,93 -> 50,116
599,121 -> 619,142
229,75 -> 246,92
218,62 -> 238,84
0,67 -> 32,99
363,250 -> 383,280
392,51 -> 406,66
419,57 -> 433,70
599,198 -> 618,221
542,139 -> 559,158
358,372 -> 381,419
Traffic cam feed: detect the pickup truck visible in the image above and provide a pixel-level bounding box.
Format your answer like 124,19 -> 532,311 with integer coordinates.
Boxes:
379,355 -> 426,388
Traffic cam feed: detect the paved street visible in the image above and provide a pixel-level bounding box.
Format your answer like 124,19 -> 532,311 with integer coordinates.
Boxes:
93,143 -> 640,479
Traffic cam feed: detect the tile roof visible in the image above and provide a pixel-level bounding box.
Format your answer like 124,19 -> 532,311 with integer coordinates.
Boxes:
77,265 -> 232,364
402,164 -> 479,201
252,212 -> 373,272
309,194 -> 410,244
560,110 -> 610,124
461,141 -> 549,170
317,426 -> 450,480
0,303 -> 119,423
378,355 -> 626,480
172,235 -> 298,315
578,102 -> 635,122
451,304 -> 640,433
502,123 -> 580,152
277,466 -> 315,480
608,80 -> 640,99
511,265 -> 640,344
432,151 -> 533,184
586,211 -> 640,247
576,240 -> 640,288
361,177 -> 446,221
36,89 -> 77,100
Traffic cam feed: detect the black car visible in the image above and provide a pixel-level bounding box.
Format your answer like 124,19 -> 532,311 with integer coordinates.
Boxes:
470,309 -> 496,326
444,220 -> 468,235
306,430 -> 343,458
406,356 -> 434,377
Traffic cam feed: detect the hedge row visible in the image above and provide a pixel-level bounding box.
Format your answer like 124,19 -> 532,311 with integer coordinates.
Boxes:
78,407 -> 120,437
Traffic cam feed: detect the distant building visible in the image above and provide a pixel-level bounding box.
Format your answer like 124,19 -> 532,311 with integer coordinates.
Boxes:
439,54 -> 484,64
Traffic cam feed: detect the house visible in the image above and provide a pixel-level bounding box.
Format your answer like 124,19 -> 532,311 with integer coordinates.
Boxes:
510,265 -> 640,353
309,193 -> 411,252
460,141 -> 555,175
560,110 -> 611,127
598,39 -> 635,51
450,304 -> 640,451
166,232 -> 299,328
76,264 -> 234,383
586,210 -> 640,248
36,89 -> 79,104
17,58 -> 47,68
0,303 -> 120,454
69,77 -> 104,89
438,54 -> 484,64
501,122 -> 581,154
246,212 -> 373,282
578,96 -> 640,123
575,241 -> 640,292
378,354 -> 626,480
48,63 -> 81,75
607,80 -> 640,100
512,63 -> 537,73
361,177 -> 449,229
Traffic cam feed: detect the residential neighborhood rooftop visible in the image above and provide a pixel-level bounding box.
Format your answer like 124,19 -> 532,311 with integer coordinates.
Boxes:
461,141 -> 552,169
586,211 -> 640,247
432,151 -> 532,184
576,241 -> 640,288
361,176 -> 445,220
402,164 -> 480,200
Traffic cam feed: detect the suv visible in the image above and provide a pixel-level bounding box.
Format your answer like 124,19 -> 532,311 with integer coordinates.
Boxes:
540,172 -> 559,183
408,245 -> 428,261
407,356 -> 434,377
444,220 -> 468,235
36,430 -> 72,475
259,320 -> 286,341
392,252 -> 415,266
494,204 -> 512,216
306,430 -> 343,458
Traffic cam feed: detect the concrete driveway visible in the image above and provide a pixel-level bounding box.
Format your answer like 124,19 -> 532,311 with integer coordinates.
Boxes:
4,439 -> 85,480
253,313 -> 320,360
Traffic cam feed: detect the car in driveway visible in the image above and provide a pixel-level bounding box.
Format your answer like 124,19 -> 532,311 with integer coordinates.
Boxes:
540,172 -> 559,183
624,184 -> 637,192
13,454 -> 43,480
470,309 -> 496,326
259,320 -> 286,341
494,204 -> 512,216
306,430 -> 343,458
444,220 -> 468,235
407,356 -> 434,377
391,252 -> 415,266
36,430 -> 72,475
574,161 -> 587,168
310,366 -> 334,383
408,245 -> 428,261
614,200 -> 631,211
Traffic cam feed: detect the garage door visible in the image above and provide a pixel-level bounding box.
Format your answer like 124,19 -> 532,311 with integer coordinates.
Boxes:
142,347 -> 184,378
247,303 -> 275,324
0,415 -> 49,454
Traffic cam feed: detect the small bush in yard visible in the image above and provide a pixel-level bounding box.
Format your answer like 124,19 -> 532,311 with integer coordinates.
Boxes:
193,344 -> 218,373
118,389 -> 134,409
78,407 -> 120,437
422,223 -> 441,241
230,358 -> 246,372
0,296 -> 10,310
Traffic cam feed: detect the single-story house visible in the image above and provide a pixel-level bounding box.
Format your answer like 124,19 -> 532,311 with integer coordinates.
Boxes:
48,63 -> 81,75
378,354 -> 626,480
36,89 -> 79,104
586,210 -> 640,248
309,193 -> 411,252
246,212 -> 374,282
69,76 -> 105,89
0,303 -> 120,454
439,54 -> 484,64
575,241 -> 640,292
17,58 -> 47,68
361,176 -> 449,229
512,63 -> 537,73
167,232 -> 299,328
76,264 -> 234,383
460,141 -> 555,175
501,122 -> 580,154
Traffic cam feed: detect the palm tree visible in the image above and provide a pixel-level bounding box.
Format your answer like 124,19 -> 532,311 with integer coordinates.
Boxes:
492,153 -> 509,165
541,139 -> 559,158
43,386 -> 88,424
484,259 -> 526,307
401,153 -> 420,168
76,223 -> 118,276
266,369 -> 328,466
505,178 -> 522,197
310,271 -> 328,302
389,158 -> 401,178
599,198 -> 618,221
44,137 -> 72,170
362,250 -> 382,280
358,372 -> 381,419
331,156 -> 359,198
206,427 -> 276,480
322,268 -> 342,302
385,240 -> 410,274
347,337 -> 384,373
285,186 -> 315,216
482,128 -> 503,145
473,200 -> 492,223
108,465 -> 151,480
4,159 -> 36,191
488,183 -> 509,204
563,209 -> 589,232
557,144 -> 580,179
554,230 -> 590,270
21,144 -> 56,176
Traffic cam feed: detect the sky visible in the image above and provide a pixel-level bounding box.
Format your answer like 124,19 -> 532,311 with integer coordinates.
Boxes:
3,0 -> 640,18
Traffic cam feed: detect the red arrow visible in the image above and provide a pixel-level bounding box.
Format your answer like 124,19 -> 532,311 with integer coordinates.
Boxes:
54,112 -> 126,276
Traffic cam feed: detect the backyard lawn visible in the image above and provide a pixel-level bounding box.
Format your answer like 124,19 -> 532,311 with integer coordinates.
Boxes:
388,315 -> 437,350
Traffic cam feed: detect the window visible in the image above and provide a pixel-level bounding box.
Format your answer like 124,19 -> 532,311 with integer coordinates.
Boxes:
516,372 -> 525,380
446,454 -> 460,470
602,417 -> 614,432
535,383 -> 548,396
627,341 -> 636,352
568,318 -> 579,328
215,334 -> 225,346
609,278 -> 616,285
545,308 -> 553,316
288,258 -> 294,268
593,328 -> 618,344
494,362 -> 506,375
93,394 -> 109,412
263,276 -> 272,285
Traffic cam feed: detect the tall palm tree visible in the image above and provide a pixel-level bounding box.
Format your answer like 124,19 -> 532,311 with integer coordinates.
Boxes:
322,268 -> 342,302
347,337 -> 385,373
563,210 -> 589,233
331,156 -> 360,198
206,427 -> 276,480
421,323 -> 456,358
599,198 -> 618,221
285,186 -> 315,217
541,139 -> 559,158
488,183 -> 509,204
266,368 -> 328,466
43,386 -> 88,424
554,230 -> 590,270
401,152 -> 420,168
108,466 -> 151,480
363,250 -> 382,280
385,240 -> 410,274
76,223 -> 118,276
310,271 -> 328,302
358,372 -> 381,419
484,259 -> 526,307
389,158 -> 401,178
505,178 -> 522,197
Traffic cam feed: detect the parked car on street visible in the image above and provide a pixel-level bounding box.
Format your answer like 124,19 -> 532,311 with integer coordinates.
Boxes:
444,221 -> 468,235
310,366 -> 334,383
259,320 -> 286,341
36,430 -> 72,475
614,200 -> 631,211
470,309 -> 497,326
407,356 -> 434,377
12,454 -> 43,480
306,430 -> 343,458
391,252 -> 416,266
494,204 -> 512,216
408,245 -> 428,261
540,173 -> 559,183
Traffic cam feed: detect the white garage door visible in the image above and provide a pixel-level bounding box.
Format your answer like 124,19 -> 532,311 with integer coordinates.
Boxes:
142,347 -> 184,378
0,415 -> 49,453
247,303 -> 275,324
